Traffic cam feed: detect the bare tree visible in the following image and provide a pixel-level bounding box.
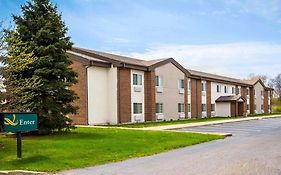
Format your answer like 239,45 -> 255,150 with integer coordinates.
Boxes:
271,74 -> 281,99
248,73 -> 268,85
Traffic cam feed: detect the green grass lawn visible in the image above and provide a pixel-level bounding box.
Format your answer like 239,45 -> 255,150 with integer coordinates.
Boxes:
106,114 -> 281,128
0,128 -> 223,172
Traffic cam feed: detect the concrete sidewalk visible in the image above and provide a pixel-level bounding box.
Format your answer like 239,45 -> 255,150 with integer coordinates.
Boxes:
77,115 -> 281,136
139,115 -> 281,131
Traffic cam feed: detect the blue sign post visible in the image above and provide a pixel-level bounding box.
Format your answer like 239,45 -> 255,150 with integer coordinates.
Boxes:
0,113 -> 38,158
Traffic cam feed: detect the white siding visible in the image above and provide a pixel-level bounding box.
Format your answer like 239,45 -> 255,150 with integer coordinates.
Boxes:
155,63 -> 185,120
131,70 -> 145,122
254,82 -> 264,114
211,82 -> 236,116
87,66 -> 118,124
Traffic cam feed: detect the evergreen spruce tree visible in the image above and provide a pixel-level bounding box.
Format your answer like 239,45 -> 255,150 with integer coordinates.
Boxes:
2,0 -> 78,134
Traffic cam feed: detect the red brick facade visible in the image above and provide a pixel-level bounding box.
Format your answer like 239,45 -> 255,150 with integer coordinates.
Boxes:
117,68 -> 132,123
144,71 -> 156,121
250,87 -> 255,114
206,81 -> 212,117
191,78 -> 197,118
264,90 -> 269,113
191,78 -> 202,118
69,60 -> 88,125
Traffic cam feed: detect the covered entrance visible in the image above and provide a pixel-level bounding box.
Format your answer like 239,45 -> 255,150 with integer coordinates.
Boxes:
216,95 -> 246,117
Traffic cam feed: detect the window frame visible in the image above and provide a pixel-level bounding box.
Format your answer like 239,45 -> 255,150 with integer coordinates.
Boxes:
178,103 -> 185,113
133,74 -> 142,86
156,103 -> 163,113
133,103 -> 143,114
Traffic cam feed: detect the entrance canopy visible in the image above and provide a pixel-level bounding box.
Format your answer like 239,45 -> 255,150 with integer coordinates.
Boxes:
215,95 -> 246,103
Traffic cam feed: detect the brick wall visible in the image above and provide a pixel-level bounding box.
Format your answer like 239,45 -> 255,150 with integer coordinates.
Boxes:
250,87 -> 255,114
144,71 -> 156,121
241,87 -> 247,115
118,68 -> 132,123
191,78 -> 197,118
196,79 -> 202,118
69,60 -> 88,125
264,89 -> 269,113
206,80 -> 212,117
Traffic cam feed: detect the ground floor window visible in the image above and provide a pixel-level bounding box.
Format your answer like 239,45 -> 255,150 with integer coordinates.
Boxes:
211,104 -> 215,111
156,103 -> 163,113
188,104 -> 191,112
261,104 -> 264,110
133,103 -> 142,114
202,104 -> 207,112
247,104 -> 249,110
178,103 -> 185,112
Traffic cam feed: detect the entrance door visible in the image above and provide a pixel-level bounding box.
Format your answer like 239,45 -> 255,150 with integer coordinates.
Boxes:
238,102 -> 244,116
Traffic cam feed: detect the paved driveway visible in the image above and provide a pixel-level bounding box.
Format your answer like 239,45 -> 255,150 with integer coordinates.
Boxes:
58,117 -> 281,175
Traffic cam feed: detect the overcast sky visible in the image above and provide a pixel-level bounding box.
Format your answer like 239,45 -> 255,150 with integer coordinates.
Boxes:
1,0 -> 281,79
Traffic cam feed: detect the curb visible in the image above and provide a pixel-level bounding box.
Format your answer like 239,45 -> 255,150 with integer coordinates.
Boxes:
0,171 -> 49,175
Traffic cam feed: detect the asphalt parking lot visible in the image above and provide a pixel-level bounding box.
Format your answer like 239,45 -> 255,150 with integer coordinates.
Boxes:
175,117 -> 281,136
59,117 -> 281,175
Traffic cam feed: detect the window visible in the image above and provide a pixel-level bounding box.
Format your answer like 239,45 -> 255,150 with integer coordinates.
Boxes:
188,104 -> 191,112
156,103 -> 163,113
254,90 -> 256,95
232,87 -> 235,94
224,86 -> 228,93
211,104 -> 215,111
133,74 -> 142,85
238,87 -> 241,94
178,79 -> 184,89
261,104 -> 264,110
217,85 -> 221,92
261,91 -> 263,96
133,103 -> 142,114
246,89 -> 250,95
188,80 -> 191,90
178,103 -> 185,112
254,104 -> 257,110
202,81 -> 206,92
202,104 -> 207,112
247,104 -> 249,110
155,76 -> 163,87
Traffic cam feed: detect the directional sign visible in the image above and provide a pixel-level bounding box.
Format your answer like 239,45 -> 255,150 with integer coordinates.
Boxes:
2,113 -> 38,132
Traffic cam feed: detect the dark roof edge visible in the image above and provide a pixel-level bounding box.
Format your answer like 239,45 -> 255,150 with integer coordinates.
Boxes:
148,58 -> 191,75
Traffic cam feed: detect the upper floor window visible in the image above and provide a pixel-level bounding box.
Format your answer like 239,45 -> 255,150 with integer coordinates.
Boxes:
246,88 -> 250,96
232,87 -> 235,94
238,87 -> 241,94
155,76 -> 163,87
133,74 -> 142,85
202,81 -> 206,92
178,79 -> 184,89
261,91 -> 264,96
217,85 -> 221,92
188,80 -> 191,90
224,86 -> 228,93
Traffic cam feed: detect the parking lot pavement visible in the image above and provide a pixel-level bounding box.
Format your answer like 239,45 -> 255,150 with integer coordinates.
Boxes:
58,117 -> 281,175
175,117 -> 281,136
